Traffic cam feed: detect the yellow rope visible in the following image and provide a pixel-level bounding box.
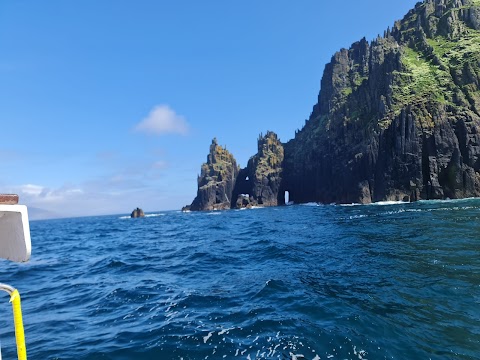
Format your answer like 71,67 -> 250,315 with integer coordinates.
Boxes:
9,290 -> 27,360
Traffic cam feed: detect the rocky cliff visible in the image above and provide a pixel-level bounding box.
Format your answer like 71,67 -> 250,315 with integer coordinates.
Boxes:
232,132 -> 284,208
131,207 -> 145,218
283,0 -> 480,204
190,138 -> 240,211
189,0 -> 480,210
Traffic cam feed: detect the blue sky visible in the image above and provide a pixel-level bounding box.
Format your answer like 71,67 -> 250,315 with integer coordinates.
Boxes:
1,0 -> 419,219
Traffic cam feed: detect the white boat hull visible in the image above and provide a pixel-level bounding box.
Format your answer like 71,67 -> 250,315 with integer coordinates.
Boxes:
0,205 -> 31,262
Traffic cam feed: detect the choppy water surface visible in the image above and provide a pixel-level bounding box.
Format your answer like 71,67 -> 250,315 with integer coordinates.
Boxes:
1,199 -> 480,359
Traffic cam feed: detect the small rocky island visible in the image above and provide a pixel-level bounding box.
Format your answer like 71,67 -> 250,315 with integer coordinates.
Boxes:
131,208 -> 145,218
188,0 -> 480,211
189,138 -> 240,211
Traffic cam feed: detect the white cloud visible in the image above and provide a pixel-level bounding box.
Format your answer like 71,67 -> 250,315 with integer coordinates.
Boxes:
20,184 -> 44,196
135,105 -> 189,136
8,159 -> 176,220
14,184 -> 84,206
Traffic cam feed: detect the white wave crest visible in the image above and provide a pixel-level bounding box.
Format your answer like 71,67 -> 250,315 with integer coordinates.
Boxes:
417,197 -> 478,205
144,213 -> 165,217
300,202 -> 320,207
368,200 -> 407,206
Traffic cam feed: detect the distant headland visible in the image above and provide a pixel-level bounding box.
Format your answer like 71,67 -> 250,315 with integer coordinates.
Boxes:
187,0 -> 480,211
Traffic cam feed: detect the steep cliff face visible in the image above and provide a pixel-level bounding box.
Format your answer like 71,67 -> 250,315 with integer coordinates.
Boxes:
232,132 -> 284,208
189,0 -> 480,210
283,0 -> 480,204
190,139 -> 240,211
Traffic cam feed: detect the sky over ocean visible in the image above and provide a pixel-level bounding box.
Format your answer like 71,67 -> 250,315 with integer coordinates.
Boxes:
0,1 -> 419,219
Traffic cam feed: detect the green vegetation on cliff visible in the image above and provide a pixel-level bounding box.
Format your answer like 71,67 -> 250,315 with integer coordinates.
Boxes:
199,139 -> 238,187
252,132 -> 284,181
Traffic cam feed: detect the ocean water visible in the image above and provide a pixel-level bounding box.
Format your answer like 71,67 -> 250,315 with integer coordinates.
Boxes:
0,199 -> 480,360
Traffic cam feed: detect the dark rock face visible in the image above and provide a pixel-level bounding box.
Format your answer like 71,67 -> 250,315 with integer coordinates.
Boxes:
283,0 -> 480,205
188,0 -> 480,210
131,208 -> 145,218
233,132 -> 285,208
235,194 -> 253,209
190,138 -> 240,211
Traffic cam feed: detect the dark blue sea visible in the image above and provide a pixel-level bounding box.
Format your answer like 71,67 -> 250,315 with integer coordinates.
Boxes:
1,199 -> 480,360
